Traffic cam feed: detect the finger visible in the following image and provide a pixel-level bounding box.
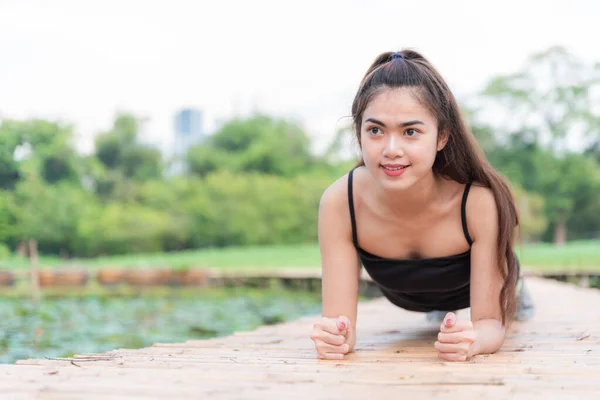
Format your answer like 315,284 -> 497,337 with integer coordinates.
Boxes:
440,319 -> 473,333
316,317 -> 343,335
318,352 -> 345,360
443,312 -> 456,328
438,331 -> 476,344
316,341 -> 350,355
434,341 -> 471,354
337,316 -> 351,336
310,328 -> 346,346
437,352 -> 468,362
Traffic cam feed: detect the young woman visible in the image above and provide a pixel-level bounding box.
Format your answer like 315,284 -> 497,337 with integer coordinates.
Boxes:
310,50 -> 534,362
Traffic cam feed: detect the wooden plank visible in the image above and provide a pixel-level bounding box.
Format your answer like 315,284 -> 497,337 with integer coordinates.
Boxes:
2,277 -> 600,399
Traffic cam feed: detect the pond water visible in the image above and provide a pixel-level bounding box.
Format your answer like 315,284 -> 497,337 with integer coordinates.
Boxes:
0,288 -> 322,364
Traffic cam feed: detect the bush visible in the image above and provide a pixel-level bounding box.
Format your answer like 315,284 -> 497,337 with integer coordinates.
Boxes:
0,243 -> 10,259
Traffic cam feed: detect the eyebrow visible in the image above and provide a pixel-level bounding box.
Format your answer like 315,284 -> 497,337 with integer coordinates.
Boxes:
364,118 -> 425,128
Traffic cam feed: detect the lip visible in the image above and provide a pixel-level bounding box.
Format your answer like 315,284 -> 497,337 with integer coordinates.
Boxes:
381,164 -> 409,177
381,163 -> 409,168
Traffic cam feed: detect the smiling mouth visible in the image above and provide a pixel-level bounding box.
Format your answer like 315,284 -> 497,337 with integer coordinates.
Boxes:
381,165 -> 409,171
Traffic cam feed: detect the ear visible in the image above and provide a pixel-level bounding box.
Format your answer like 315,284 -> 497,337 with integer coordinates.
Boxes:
437,129 -> 449,151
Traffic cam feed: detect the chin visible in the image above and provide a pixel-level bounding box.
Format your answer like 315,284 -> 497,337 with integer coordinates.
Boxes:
379,178 -> 414,192
374,166 -> 415,190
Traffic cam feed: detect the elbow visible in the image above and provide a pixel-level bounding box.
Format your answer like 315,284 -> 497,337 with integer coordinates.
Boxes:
471,319 -> 506,357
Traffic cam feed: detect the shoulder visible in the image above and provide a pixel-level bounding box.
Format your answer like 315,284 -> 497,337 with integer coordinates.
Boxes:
318,169 -> 357,240
319,170 -> 352,216
466,183 -> 497,213
465,183 -> 499,242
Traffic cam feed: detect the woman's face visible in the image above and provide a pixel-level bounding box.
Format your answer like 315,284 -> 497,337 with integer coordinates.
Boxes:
360,87 -> 447,190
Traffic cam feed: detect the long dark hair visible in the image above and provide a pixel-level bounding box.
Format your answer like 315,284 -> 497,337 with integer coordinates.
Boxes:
351,49 -> 519,325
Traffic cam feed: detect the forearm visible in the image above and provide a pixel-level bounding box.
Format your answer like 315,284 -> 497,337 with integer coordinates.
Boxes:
470,319 -> 506,357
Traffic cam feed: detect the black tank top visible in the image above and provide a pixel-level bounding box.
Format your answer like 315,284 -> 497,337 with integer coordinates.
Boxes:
348,168 -> 473,312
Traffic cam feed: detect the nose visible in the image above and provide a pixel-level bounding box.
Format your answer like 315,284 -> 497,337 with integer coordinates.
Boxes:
382,134 -> 404,159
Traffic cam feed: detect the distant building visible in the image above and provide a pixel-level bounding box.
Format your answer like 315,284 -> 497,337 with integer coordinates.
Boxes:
171,108 -> 205,175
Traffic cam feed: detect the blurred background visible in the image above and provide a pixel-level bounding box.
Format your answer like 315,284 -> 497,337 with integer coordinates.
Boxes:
0,0 -> 599,363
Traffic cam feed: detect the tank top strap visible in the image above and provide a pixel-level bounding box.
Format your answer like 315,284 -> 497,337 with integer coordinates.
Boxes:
347,168 -> 359,247
461,182 -> 474,246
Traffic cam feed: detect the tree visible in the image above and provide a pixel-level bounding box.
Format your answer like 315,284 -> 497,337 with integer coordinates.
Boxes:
478,46 -> 600,243
481,46 -> 600,153
512,184 -> 547,243
539,154 -> 600,244
0,123 -> 22,190
11,175 -> 95,256
0,119 -> 80,188
93,113 -> 163,200
187,115 -> 314,177
0,191 -> 14,245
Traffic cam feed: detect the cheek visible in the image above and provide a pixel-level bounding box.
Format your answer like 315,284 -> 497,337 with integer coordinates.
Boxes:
360,138 -> 377,161
405,141 -> 436,163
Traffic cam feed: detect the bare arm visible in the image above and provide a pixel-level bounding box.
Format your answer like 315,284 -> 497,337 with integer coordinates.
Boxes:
318,179 -> 361,351
467,186 -> 506,356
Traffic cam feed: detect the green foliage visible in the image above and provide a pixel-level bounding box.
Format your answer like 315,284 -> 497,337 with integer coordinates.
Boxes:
0,119 -> 80,188
0,124 -> 23,190
0,191 -> 13,243
94,113 -> 163,200
11,179 -> 96,255
183,171 -> 328,247
481,45 -> 600,151
473,46 -> 600,242
187,115 -> 314,177
75,202 -> 169,256
512,184 -> 547,241
0,46 -> 599,257
0,243 -> 10,259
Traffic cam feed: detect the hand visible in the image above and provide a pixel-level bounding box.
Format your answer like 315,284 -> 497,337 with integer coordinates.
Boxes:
434,312 -> 476,362
310,315 -> 353,360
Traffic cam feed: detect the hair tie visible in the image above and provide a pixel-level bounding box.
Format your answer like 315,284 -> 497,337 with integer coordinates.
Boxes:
391,52 -> 404,60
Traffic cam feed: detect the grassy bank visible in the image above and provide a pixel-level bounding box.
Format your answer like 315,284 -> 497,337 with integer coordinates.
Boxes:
2,240 -> 599,272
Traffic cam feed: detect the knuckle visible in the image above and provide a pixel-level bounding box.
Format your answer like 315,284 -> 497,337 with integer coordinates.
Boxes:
310,329 -> 320,341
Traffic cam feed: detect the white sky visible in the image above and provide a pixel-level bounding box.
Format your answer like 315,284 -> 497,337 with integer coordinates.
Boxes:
0,0 -> 598,155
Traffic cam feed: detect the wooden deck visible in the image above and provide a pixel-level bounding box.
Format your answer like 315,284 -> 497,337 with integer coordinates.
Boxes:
1,277 -> 599,399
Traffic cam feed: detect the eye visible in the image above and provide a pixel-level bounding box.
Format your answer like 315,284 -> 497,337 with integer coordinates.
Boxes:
368,127 -> 382,136
405,128 -> 419,137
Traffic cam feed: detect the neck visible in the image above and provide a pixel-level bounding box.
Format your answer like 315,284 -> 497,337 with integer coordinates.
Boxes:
374,172 -> 444,217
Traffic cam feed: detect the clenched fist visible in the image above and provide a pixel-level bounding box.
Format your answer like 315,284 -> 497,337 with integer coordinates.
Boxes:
434,312 -> 477,362
311,315 -> 354,360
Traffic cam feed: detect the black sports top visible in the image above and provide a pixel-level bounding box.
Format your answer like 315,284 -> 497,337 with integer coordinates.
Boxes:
348,168 -> 473,312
